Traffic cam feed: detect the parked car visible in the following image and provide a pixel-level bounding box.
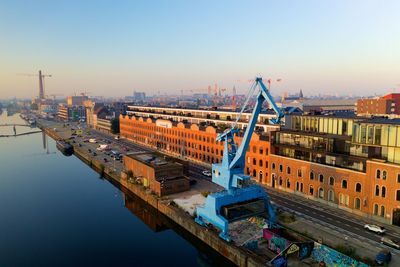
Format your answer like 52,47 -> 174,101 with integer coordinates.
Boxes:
364,224 -> 386,234
202,170 -> 212,177
381,237 -> 400,249
375,250 -> 391,265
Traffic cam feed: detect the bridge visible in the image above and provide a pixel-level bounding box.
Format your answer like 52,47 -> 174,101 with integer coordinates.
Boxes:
0,123 -> 33,127
0,130 -> 42,138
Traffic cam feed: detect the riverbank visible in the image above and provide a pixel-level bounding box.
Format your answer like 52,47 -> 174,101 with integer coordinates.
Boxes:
40,123 -> 268,267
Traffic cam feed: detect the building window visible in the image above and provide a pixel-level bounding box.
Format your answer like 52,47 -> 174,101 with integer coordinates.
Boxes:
253,158 -> 256,165
382,186 -> 386,198
272,163 -> 275,170
355,198 -> 361,210
328,190 -> 334,202
287,166 -> 291,174
259,171 -> 263,182
342,180 -> 347,189
259,160 -> 263,167
319,174 -> 324,183
329,176 -> 334,186
376,169 -> 381,179
279,164 -> 283,172
355,183 -> 362,193
309,185 -> 314,195
298,169 -> 302,178
259,148 -> 263,154
318,188 -> 324,199
339,193 -> 349,206
265,161 -> 268,168
380,206 -> 385,217
382,170 -> 387,180
396,190 -> 400,201
279,177 -> 283,186
310,171 -> 314,180
375,185 -> 380,196
397,174 -> 400,183
374,204 -> 379,216
296,182 -> 300,191
286,179 -> 291,188
252,146 -> 256,153
253,169 -> 256,177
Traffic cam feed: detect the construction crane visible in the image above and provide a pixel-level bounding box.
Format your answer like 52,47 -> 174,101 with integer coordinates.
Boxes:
17,70 -> 52,99
195,76 -> 284,241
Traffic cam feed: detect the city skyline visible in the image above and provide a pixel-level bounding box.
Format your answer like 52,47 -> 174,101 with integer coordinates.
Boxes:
1,0 -> 400,98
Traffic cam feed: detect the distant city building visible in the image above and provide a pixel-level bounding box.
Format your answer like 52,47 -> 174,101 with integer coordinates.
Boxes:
57,104 -> 86,121
357,93 -> 400,116
67,95 -> 89,106
281,98 -> 357,113
133,91 -> 146,102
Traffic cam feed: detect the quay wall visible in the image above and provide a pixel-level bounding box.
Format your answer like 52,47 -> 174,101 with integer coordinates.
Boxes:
41,126 -> 267,267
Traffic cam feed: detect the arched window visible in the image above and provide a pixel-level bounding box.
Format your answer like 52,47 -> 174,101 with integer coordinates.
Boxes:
279,177 -> 283,186
259,171 -> 263,182
397,190 -> 400,201
309,185 -> 314,195
252,169 -> 256,177
287,166 -> 291,174
296,182 -> 300,191
376,169 -> 381,179
298,169 -> 302,177
342,180 -> 347,189
329,176 -> 335,186
355,183 -> 362,193
382,186 -> 386,198
272,163 -> 276,170
375,185 -> 380,196
380,206 -> 385,217
328,190 -> 334,202
286,179 -> 291,188
382,170 -> 387,180
279,164 -> 283,172
319,174 -> 324,183
374,204 -> 379,215
318,188 -> 324,199
310,171 -> 314,180
355,198 -> 361,210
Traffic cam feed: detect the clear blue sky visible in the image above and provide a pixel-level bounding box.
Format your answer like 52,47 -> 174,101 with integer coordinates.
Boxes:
0,0 -> 399,98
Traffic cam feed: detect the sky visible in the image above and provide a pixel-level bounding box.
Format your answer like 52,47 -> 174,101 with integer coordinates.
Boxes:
0,0 -> 399,99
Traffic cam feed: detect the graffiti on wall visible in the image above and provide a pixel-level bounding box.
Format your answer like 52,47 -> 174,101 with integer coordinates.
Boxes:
312,243 -> 368,267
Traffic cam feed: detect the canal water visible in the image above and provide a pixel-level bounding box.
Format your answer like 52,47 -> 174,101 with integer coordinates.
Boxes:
0,111 -> 233,267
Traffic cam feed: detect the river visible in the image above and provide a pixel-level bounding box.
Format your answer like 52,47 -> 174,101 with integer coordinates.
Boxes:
0,110 -> 233,267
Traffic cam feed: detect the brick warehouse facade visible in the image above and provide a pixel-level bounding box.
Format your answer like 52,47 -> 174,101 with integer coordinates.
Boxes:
120,114 -> 272,185
120,113 -> 400,226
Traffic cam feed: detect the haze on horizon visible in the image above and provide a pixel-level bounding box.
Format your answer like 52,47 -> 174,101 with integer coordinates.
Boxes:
0,0 -> 399,99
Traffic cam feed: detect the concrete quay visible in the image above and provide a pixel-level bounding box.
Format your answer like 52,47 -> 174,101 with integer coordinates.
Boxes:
40,123 -> 269,267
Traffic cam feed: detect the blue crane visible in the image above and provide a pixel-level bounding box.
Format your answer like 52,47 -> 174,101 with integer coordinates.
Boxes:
195,77 -> 284,241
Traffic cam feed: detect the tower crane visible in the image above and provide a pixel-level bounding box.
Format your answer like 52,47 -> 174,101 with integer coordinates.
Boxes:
17,70 -> 52,99
195,76 -> 284,241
